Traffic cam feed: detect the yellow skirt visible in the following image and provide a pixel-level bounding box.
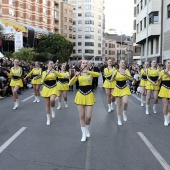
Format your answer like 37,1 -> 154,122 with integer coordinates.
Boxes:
139,80 -> 147,87
31,78 -> 42,85
74,91 -> 96,106
158,86 -> 170,98
57,82 -> 69,91
103,80 -> 116,89
146,81 -> 160,91
10,79 -> 23,87
41,85 -> 59,98
112,86 -> 131,97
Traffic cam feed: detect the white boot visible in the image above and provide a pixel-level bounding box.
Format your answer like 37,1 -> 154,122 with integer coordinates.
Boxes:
36,96 -> 40,103
86,125 -> 90,138
141,95 -> 144,107
33,96 -> 37,103
108,104 -> 111,112
153,104 -> 157,114
111,102 -> 114,111
57,102 -> 61,110
51,107 -> 55,118
46,114 -> 50,125
13,102 -> 17,110
81,127 -> 87,142
117,115 -> 122,126
168,112 -> 170,124
123,111 -> 127,121
146,105 -> 150,115
64,101 -> 68,108
164,115 -> 169,126
15,99 -> 19,109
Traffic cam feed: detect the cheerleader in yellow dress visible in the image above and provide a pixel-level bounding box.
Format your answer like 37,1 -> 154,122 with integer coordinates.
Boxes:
139,62 -> 149,106
103,59 -> 116,112
57,63 -> 70,109
158,59 -> 170,126
69,60 -> 100,142
25,62 -> 42,103
41,60 -> 64,125
145,60 -> 161,115
112,60 -> 133,126
5,59 -> 23,110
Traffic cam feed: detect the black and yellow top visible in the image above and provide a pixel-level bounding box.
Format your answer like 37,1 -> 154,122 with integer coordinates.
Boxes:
57,71 -> 70,91
139,68 -> 148,87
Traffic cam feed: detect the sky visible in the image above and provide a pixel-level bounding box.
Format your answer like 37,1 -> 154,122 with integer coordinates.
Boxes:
105,0 -> 134,36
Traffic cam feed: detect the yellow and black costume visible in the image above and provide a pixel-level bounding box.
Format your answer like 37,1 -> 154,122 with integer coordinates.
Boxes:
139,69 -> 148,87
25,68 -> 42,85
158,70 -> 170,98
69,71 -> 100,105
103,67 -> 116,89
112,70 -> 133,97
7,66 -> 23,87
41,71 -> 63,97
57,72 -> 70,91
146,68 -> 160,91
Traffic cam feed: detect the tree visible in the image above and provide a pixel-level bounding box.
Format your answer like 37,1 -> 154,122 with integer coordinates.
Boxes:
12,47 -> 36,61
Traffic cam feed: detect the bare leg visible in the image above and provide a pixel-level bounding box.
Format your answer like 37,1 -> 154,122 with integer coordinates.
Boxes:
153,90 -> 159,113
122,95 -> 128,121
45,97 -> 51,125
63,91 -> 68,107
105,88 -> 112,112
162,98 -> 169,126
146,90 -> 151,115
116,97 -> 122,125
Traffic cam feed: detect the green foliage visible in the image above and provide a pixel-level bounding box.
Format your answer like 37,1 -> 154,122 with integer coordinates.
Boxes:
12,47 -> 36,61
36,33 -> 73,62
3,51 -> 13,60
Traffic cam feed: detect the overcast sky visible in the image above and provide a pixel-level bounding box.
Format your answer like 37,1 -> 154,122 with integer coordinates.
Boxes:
105,0 -> 134,36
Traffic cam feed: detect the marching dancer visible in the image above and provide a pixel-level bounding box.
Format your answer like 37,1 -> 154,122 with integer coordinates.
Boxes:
112,60 -> 133,126
158,59 -> 170,126
145,60 -> 160,115
57,63 -> 70,109
41,60 -> 64,125
103,59 -> 116,112
5,59 -> 23,109
25,62 -> 42,102
69,60 -> 100,142
139,62 -> 149,106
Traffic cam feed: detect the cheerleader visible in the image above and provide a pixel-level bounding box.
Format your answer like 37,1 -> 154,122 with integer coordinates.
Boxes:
69,60 -> 100,142
112,60 -> 133,126
139,62 -> 149,106
41,60 -> 64,125
5,59 -> 23,109
145,60 -> 160,115
158,59 -> 170,126
57,63 -> 70,109
25,62 -> 42,102
103,59 -> 116,112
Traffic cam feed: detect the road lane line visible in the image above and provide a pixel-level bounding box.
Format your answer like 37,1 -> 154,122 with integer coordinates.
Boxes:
85,139 -> 91,170
21,95 -> 34,102
132,94 -> 146,103
138,132 -> 170,170
0,127 -> 27,154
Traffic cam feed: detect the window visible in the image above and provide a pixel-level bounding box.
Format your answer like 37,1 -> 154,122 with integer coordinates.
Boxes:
85,12 -> 94,17
85,42 -> 94,46
85,5 -> 94,10
98,50 -> 101,54
78,13 -> 82,17
20,13 -> 24,18
78,35 -> 82,38
78,28 -> 82,31
73,35 -> 76,39
20,3 -> 23,8
137,4 -> 139,14
78,49 -> 82,53
140,20 -> 142,31
149,12 -> 159,24
98,43 -> 101,47
64,25 -> 67,30
64,17 -> 67,22
78,42 -> 82,46
137,24 -> 139,33
85,27 -> 94,32
78,20 -> 82,24
85,35 -> 94,39
141,0 -> 143,10
156,37 -> 159,54
105,50 -> 107,54
144,17 -> 146,28
168,4 -> 170,18
151,39 -> 153,54
85,50 -> 94,54
85,20 -> 94,24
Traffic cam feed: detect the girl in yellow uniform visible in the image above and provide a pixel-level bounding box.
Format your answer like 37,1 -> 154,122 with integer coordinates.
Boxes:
69,60 -> 100,142
145,60 -> 160,115
139,62 -> 149,106
112,60 -> 133,126
25,62 -> 42,103
5,59 -> 23,110
41,61 -> 64,126
158,60 -> 170,126
57,63 -> 70,109
103,59 -> 116,112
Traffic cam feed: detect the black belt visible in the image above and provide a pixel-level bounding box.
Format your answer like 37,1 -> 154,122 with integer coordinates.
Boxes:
58,78 -> 69,84
116,81 -> 127,89
149,76 -> 158,82
79,85 -> 92,95
162,81 -> 170,89
12,76 -> 21,81
141,75 -> 147,80
32,75 -> 41,80
44,80 -> 57,88
105,75 -> 112,82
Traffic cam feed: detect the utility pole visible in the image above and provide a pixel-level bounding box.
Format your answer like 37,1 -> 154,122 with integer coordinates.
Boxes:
145,1 -> 149,62
160,0 -> 164,63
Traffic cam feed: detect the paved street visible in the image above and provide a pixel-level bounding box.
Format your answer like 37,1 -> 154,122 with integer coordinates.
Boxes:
0,79 -> 170,170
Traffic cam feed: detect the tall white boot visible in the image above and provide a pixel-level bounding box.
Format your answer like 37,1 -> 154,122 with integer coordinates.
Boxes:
57,102 -> 61,110
122,111 -> 127,121
164,115 -> 169,126
46,114 -> 50,125
64,101 -> 68,108
146,105 -> 150,115
33,96 -> 37,102
81,127 -> 87,142
36,96 -> 40,103
85,125 -> 90,138
168,112 -> 170,124
117,115 -> 122,126
141,95 -> 144,107
153,104 -> 157,114
13,102 -> 17,110
51,107 -> 55,118
111,102 -> 114,111
15,99 -> 19,109
108,104 -> 111,112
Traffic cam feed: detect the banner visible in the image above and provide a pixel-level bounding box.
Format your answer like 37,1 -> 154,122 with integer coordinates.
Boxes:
15,32 -> 23,52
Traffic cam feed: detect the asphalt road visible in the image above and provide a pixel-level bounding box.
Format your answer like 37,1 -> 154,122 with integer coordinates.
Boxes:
0,79 -> 170,170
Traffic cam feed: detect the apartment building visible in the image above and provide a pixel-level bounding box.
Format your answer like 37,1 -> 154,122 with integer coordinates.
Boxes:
68,0 -> 105,63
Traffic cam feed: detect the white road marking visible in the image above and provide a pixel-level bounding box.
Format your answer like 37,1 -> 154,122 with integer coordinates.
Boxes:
21,95 -> 34,102
138,132 -> 170,170
0,127 -> 27,154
